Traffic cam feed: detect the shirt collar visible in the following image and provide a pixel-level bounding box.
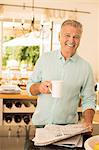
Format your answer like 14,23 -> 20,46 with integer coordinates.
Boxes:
57,50 -> 78,62
70,53 -> 79,62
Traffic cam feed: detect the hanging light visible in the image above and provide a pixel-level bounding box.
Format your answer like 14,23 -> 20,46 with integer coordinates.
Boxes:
30,0 -> 38,32
20,2 -> 26,35
30,0 -> 34,31
29,0 -> 42,33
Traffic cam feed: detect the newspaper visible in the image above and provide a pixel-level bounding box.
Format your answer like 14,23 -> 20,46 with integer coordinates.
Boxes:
33,124 -> 90,146
53,134 -> 83,148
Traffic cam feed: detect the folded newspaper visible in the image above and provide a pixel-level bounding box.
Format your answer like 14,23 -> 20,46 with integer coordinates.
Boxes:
53,134 -> 83,148
33,124 -> 90,147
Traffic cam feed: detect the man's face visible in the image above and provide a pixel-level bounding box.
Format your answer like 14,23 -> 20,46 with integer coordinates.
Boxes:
59,25 -> 82,58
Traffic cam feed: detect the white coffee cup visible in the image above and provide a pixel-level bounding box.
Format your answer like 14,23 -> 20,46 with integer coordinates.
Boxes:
49,80 -> 64,98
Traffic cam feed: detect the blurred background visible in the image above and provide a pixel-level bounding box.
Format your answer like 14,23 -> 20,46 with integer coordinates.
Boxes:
0,0 -> 99,83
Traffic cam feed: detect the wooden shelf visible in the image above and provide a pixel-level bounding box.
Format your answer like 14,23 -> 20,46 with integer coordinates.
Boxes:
0,90 -> 37,125
3,119 -> 33,126
3,104 -> 36,113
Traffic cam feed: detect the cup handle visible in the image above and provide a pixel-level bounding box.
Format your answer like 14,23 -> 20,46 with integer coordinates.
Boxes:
49,87 -> 52,93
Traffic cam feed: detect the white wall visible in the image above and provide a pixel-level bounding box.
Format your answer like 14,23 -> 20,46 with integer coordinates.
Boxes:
77,3 -> 99,82
97,8 -> 99,82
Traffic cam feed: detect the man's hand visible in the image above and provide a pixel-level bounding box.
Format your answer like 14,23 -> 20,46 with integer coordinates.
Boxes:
83,122 -> 93,135
30,81 -> 51,95
82,109 -> 95,135
39,81 -> 51,94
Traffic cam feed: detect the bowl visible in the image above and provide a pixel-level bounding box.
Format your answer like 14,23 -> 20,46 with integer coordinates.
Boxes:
84,135 -> 99,150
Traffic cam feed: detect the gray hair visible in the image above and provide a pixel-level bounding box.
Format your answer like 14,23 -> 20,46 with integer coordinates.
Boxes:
61,19 -> 83,33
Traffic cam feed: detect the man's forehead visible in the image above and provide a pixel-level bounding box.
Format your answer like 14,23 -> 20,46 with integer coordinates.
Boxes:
61,25 -> 82,34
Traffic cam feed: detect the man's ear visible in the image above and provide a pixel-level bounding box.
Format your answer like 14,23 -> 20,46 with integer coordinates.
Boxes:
58,32 -> 60,41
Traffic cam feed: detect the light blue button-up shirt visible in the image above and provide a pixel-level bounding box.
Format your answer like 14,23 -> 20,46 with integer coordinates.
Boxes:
26,50 -> 96,125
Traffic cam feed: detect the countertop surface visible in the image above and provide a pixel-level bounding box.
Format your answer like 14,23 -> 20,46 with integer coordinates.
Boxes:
0,89 -> 37,99
0,124 -> 99,150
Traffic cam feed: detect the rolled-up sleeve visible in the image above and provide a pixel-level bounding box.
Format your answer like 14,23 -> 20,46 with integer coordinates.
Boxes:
26,56 -> 42,95
81,64 -> 96,112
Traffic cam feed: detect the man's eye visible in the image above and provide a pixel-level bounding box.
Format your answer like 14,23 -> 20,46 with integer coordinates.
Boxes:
65,34 -> 70,37
74,35 -> 81,39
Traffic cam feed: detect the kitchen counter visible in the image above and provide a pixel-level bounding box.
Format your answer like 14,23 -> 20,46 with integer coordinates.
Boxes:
0,124 -> 99,150
0,89 -> 37,100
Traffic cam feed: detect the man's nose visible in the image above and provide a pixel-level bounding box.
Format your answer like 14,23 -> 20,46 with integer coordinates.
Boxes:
68,36 -> 74,42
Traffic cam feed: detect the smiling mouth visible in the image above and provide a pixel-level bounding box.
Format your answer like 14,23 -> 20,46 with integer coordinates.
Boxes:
65,42 -> 75,47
